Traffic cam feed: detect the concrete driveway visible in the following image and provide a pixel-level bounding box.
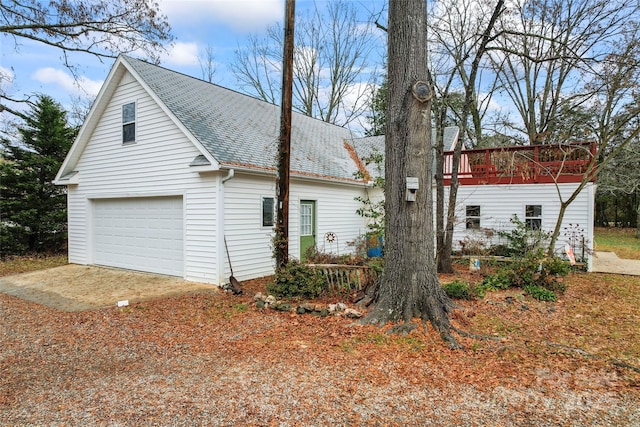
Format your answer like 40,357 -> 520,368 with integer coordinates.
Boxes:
591,251 -> 640,276
0,264 -> 217,311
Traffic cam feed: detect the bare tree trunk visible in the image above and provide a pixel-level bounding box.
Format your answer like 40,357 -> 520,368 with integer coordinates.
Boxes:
360,0 -> 457,347
636,196 -> 640,239
440,0 -> 504,273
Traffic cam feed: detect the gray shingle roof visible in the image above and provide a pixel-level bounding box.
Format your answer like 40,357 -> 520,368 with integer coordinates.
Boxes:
123,56 -> 359,181
349,127 -> 460,179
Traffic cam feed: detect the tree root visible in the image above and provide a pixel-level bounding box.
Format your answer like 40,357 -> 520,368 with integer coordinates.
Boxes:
386,322 -> 417,336
544,341 -> 640,373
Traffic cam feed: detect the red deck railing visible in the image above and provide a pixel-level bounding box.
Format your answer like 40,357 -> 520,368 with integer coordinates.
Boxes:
443,142 -> 597,185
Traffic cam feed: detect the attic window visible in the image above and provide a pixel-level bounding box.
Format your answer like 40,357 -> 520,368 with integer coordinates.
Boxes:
122,102 -> 136,144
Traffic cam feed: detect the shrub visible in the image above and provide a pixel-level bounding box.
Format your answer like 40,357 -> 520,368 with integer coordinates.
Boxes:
482,271 -> 512,290
497,215 -> 551,257
524,285 -> 557,302
443,280 -> 486,300
267,260 -> 327,299
443,280 -> 471,299
481,249 -> 570,294
458,228 -> 495,256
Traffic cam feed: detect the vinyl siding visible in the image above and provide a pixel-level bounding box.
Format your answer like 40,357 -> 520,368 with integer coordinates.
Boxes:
444,182 -> 595,264
67,71 -> 219,283
290,179 -> 368,259
223,173 -> 368,281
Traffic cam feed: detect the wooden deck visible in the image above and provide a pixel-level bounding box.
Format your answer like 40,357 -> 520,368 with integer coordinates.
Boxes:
443,142 -> 597,185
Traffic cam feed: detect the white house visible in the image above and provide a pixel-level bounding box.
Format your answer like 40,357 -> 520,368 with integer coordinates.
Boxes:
55,55 -> 370,284
55,56 -> 595,285
352,133 -> 596,269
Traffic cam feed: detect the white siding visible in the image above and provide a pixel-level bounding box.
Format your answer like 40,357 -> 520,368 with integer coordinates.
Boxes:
290,179 -> 368,259
222,174 -> 276,281
223,173 -> 368,281
444,182 -> 595,263
66,72 -> 219,283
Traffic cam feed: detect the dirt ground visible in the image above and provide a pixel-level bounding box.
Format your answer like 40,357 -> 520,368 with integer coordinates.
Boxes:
0,264 -> 217,311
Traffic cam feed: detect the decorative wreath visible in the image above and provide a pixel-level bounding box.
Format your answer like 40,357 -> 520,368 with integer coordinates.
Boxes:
325,232 -> 336,243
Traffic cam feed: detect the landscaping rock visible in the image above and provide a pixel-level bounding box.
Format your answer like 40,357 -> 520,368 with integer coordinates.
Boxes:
274,302 -> 293,312
343,308 -> 363,318
301,303 -> 316,312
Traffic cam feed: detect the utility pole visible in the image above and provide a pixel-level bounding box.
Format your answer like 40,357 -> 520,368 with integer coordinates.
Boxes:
275,0 -> 295,269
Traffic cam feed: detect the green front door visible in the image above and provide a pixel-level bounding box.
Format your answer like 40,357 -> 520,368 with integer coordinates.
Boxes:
299,200 -> 316,261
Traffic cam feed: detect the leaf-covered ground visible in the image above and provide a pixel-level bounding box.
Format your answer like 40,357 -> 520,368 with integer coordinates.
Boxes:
1,269 -> 639,426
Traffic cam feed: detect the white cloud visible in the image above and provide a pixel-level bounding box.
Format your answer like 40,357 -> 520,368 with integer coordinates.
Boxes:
32,68 -> 102,98
162,42 -> 200,66
159,0 -> 283,32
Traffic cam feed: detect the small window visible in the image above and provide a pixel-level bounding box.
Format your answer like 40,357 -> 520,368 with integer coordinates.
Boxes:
122,102 -> 136,143
466,205 -> 481,229
525,205 -> 542,230
262,197 -> 275,227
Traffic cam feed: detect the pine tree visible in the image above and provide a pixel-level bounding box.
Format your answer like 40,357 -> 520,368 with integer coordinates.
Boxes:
1,95 -> 76,256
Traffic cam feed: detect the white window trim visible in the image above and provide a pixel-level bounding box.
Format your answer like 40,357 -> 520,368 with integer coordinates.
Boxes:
465,205 -> 481,230
122,101 -> 137,145
524,204 -> 543,230
261,196 -> 275,228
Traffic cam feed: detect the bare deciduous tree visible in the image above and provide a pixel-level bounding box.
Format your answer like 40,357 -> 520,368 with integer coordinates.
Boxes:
231,0 -> 379,126
429,0 -> 506,273
1,0 -> 173,117
490,0 -> 638,144
488,0 -> 640,253
199,45 -> 217,84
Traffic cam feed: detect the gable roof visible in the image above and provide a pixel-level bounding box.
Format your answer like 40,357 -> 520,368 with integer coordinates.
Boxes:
56,55 -> 361,184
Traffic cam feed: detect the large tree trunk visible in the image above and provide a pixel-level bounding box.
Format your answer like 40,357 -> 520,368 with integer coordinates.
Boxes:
361,0 -> 457,346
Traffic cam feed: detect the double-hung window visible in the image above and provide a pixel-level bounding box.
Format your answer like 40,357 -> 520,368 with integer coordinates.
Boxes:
525,205 -> 542,230
466,205 -> 481,229
122,102 -> 136,144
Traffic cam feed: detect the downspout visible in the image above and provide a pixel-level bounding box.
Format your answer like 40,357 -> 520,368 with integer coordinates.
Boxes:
222,168 -> 235,184
217,169 -> 235,285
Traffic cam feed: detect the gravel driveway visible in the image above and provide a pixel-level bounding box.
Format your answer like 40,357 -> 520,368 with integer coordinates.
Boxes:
0,264 -> 217,311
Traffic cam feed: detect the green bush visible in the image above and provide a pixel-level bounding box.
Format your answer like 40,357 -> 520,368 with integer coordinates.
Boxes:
267,260 -> 327,299
481,271 -> 512,290
482,249 -> 570,294
524,285 -> 557,302
443,280 -> 471,299
497,215 -> 551,257
443,280 -> 486,300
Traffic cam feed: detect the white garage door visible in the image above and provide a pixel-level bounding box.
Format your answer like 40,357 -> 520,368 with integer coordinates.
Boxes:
93,196 -> 184,276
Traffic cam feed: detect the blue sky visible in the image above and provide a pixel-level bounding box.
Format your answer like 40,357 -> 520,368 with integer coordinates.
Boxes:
1,0 -> 387,128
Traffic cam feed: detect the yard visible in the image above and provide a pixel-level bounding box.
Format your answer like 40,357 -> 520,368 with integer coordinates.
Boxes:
1,230 -> 639,425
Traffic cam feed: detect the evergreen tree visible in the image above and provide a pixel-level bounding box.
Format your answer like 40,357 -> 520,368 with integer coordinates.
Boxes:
365,78 -> 387,137
1,95 -> 76,256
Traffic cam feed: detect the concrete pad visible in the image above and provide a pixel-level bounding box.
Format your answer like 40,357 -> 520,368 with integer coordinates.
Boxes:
591,251 -> 640,276
0,264 -> 218,311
